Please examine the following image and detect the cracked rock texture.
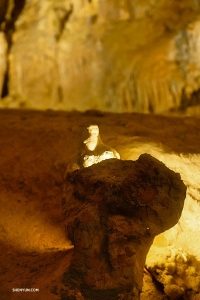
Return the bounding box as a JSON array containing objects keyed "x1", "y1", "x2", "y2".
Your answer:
[
  {"x1": 62, "y1": 153, "x2": 186, "y2": 299},
  {"x1": 1, "y1": 1, "x2": 200, "y2": 113}
]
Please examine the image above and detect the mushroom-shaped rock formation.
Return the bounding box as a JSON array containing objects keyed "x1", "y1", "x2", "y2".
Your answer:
[{"x1": 62, "y1": 153, "x2": 186, "y2": 300}]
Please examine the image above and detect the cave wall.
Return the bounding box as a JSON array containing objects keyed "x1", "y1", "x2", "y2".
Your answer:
[
  {"x1": 0, "y1": 32, "x2": 7, "y2": 97},
  {"x1": 1, "y1": 0, "x2": 200, "y2": 112}
]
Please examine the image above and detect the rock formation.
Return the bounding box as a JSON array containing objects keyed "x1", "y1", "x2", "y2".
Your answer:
[
  {"x1": 146, "y1": 245, "x2": 200, "y2": 300},
  {"x1": 67, "y1": 124, "x2": 120, "y2": 172},
  {"x1": 1, "y1": 1, "x2": 200, "y2": 113},
  {"x1": 62, "y1": 153, "x2": 186, "y2": 299},
  {"x1": 79, "y1": 124, "x2": 120, "y2": 168}
]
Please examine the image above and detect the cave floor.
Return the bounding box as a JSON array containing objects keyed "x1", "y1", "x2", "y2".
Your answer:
[{"x1": 0, "y1": 109, "x2": 200, "y2": 300}]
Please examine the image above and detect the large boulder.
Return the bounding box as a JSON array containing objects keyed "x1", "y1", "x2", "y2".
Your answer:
[{"x1": 62, "y1": 153, "x2": 186, "y2": 299}]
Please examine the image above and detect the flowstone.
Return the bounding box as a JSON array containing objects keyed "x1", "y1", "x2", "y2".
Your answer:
[{"x1": 62, "y1": 153, "x2": 186, "y2": 300}]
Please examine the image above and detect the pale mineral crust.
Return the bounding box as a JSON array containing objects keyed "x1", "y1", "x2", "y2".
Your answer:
[
  {"x1": 146, "y1": 245, "x2": 200, "y2": 299},
  {"x1": 62, "y1": 153, "x2": 186, "y2": 300}
]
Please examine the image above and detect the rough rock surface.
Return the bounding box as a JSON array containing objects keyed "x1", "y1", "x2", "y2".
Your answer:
[
  {"x1": 146, "y1": 245, "x2": 200, "y2": 300},
  {"x1": 1, "y1": 1, "x2": 200, "y2": 113},
  {"x1": 0, "y1": 109, "x2": 200, "y2": 300},
  {"x1": 140, "y1": 273, "x2": 168, "y2": 300},
  {"x1": 62, "y1": 153, "x2": 186, "y2": 299}
]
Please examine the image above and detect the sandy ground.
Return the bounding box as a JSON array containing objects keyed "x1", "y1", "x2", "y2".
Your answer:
[{"x1": 0, "y1": 109, "x2": 200, "y2": 300}]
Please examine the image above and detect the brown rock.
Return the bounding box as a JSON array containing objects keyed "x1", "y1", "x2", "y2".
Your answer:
[{"x1": 62, "y1": 153, "x2": 186, "y2": 299}]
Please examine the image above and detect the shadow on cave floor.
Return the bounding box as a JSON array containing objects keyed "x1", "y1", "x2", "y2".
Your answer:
[{"x1": 0, "y1": 241, "x2": 73, "y2": 300}]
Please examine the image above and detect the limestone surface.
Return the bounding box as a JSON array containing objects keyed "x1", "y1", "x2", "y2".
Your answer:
[
  {"x1": 1, "y1": 1, "x2": 200, "y2": 113},
  {"x1": 62, "y1": 153, "x2": 186, "y2": 299}
]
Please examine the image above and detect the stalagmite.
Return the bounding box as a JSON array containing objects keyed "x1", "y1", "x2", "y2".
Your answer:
[
  {"x1": 62, "y1": 153, "x2": 186, "y2": 300},
  {"x1": 67, "y1": 124, "x2": 120, "y2": 171}
]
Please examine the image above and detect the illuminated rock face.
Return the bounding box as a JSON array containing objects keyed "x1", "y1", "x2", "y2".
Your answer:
[
  {"x1": 1, "y1": 1, "x2": 200, "y2": 113},
  {"x1": 62, "y1": 153, "x2": 186, "y2": 299}
]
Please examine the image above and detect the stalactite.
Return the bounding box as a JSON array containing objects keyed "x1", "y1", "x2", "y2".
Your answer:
[{"x1": 1, "y1": 0, "x2": 200, "y2": 113}]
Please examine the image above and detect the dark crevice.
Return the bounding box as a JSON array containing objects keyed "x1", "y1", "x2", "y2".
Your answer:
[
  {"x1": 4, "y1": 0, "x2": 26, "y2": 47},
  {"x1": 0, "y1": 0, "x2": 9, "y2": 27},
  {"x1": 151, "y1": 276, "x2": 165, "y2": 293},
  {"x1": 1, "y1": 0, "x2": 26, "y2": 98},
  {"x1": 148, "y1": 100, "x2": 154, "y2": 113},
  {"x1": 1, "y1": 71, "x2": 8, "y2": 98},
  {"x1": 54, "y1": 4, "x2": 73, "y2": 41},
  {"x1": 0, "y1": 0, "x2": 9, "y2": 98},
  {"x1": 180, "y1": 88, "x2": 200, "y2": 111}
]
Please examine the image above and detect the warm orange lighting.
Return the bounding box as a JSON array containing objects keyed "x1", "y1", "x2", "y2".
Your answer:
[
  {"x1": 120, "y1": 140, "x2": 200, "y2": 261},
  {"x1": 0, "y1": 191, "x2": 72, "y2": 252}
]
